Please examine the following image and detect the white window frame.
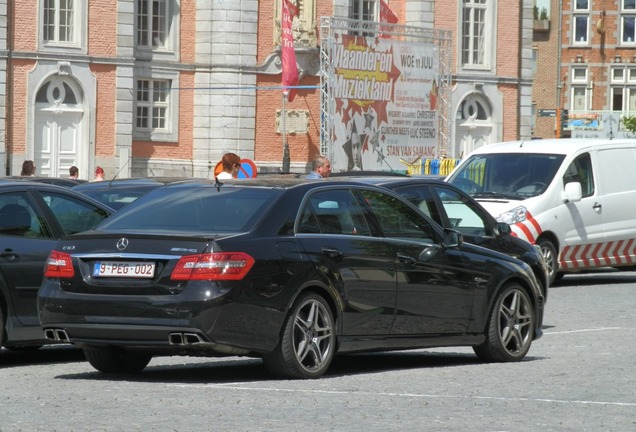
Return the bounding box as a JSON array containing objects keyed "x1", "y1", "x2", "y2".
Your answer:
[
  {"x1": 622, "y1": 0, "x2": 636, "y2": 45},
  {"x1": 133, "y1": 71, "x2": 179, "y2": 142},
  {"x1": 571, "y1": 86, "x2": 590, "y2": 111},
  {"x1": 350, "y1": 0, "x2": 378, "y2": 36},
  {"x1": 135, "y1": 0, "x2": 180, "y2": 61},
  {"x1": 459, "y1": 0, "x2": 495, "y2": 72},
  {"x1": 612, "y1": 67, "x2": 626, "y2": 83},
  {"x1": 575, "y1": 0, "x2": 589, "y2": 9},
  {"x1": 572, "y1": 67, "x2": 588, "y2": 83},
  {"x1": 350, "y1": 0, "x2": 378, "y2": 23},
  {"x1": 610, "y1": 66, "x2": 636, "y2": 111},
  {"x1": 39, "y1": 0, "x2": 87, "y2": 52},
  {"x1": 570, "y1": 63, "x2": 591, "y2": 111},
  {"x1": 573, "y1": 15, "x2": 589, "y2": 45}
]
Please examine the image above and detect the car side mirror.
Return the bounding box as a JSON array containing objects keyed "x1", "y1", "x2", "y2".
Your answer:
[
  {"x1": 562, "y1": 182, "x2": 582, "y2": 203},
  {"x1": 442, "y1": 228, "x2": 462, "y2": 248},
  {"x1": 495, "y1": 222, "x2": 512, "y2": 236}
]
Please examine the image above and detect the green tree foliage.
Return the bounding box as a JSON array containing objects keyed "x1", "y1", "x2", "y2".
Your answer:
[
  {"x1": 621, "y1": 116, "x2": 636, "y2": 133},
  {"x1": 534, "y1": 6, "x2": 549, "y2": 20}
]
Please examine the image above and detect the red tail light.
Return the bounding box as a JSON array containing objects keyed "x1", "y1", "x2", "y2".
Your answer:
[
  {"x1": 171, "y1": 252, "x2": 255, "y2": 281},
  {"x1": 44, "y1": 250, "x2": 75, "y2": 279}
]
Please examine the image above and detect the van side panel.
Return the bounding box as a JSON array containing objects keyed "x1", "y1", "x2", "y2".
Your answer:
[{"x1": 594, "y1": 147, "x2": 636, "y2": 266}]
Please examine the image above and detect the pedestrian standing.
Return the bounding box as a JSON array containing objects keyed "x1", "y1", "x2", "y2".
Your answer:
[
  {"x1": 306, "y1": 156, "x2": 332, "y2": 179},
  {"x1": 93, "y1": 166, "x2": 105, "y2": 182},
  {"x1": 21, "y1": 160, "x2": 36, "y2": 176}
]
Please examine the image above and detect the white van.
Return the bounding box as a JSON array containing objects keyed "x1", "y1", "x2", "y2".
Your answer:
[{"x1": 446, "y1": 138, "x2": 636, "y2": 284}]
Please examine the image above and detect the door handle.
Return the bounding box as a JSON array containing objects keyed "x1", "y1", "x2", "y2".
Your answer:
[
  {"x1": 397, "y1": 253, "x2": 416, "y2": 264},
  {"x1": 1, "y1": 249, "x2": 18, "y2": 260},
  {"x1": 593, "y1": 202, "x2": 602, "y2": 211},
  {"x1": 321, "y1": 247, "x2": 343, "y2": 259}
]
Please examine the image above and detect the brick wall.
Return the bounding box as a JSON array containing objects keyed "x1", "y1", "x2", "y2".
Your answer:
[{"x1": 91, "y1": 64, "x2": 116, "y2": 157}]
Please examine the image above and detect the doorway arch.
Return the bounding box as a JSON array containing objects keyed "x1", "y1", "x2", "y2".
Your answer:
[
  {"x1": 454, "y1": 94, "x2": 494, "y2": 159},
  {"x1": 34, "y1": 77, "x2": 85, "y2": 178}
]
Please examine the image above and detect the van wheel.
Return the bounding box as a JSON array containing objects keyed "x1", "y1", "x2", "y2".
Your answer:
[
  {"x1": 84, "y1": 347, "x2": 152, "y2": 374},
  {"x1": 473, "y1": 283, "x2": 535, "y2": 362},
  {"x1": 537, "y1": 238, "x2": 559, "y2": 285}
]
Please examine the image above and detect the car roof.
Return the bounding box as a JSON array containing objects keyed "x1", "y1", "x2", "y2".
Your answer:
[
  {"x1": 111, "y1": 175, "x2": 415, "y2": 194},
  {"x1": 0, "y1": 176, "x2": 86, "y2": 187},
  {"x1": 72, "y1": 177, "x2": 209, "y2": 190},
  {"x1": 464, "y1": 138, "x2": 636, "y2": 156},
  {"x1": 0, "y1": 179, "x2": 115, "y2": 212},
  {"x1": 324, "y1": 174, "x2": 447, "y2": 187}
]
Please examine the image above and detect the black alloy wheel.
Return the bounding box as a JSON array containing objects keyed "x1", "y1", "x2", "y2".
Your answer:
[
  {"x1": 263, "y1": 293, "x2": 335, "y2": 379},
  {"x1": 473, "y1": 283, "x2": 535, "y2": 362}
]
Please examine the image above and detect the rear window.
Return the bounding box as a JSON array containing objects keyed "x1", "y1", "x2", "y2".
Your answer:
[
  {"x1": 97, "y1": 186, "x2": 279, "y2": 233},
  {"x1": 75, "y1": 186, "x2": 158, "y2": 210}
]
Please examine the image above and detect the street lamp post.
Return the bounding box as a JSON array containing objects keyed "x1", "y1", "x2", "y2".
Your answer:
[{"x1": 282, "y1": 91, "x2": 290, "y2": 173}]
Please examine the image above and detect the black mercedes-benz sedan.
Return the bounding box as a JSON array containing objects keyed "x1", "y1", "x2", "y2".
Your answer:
[
  {"x1": 0, "y1": 180, "x2": 113, "y2": 349},
  {"x1": 39, "y1": 178, "x2": 544, "y2": 379}
]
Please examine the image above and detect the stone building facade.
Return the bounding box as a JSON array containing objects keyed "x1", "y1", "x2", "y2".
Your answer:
[{"x1": 0, "y1": 1, "x2": 534, "y2": 177}]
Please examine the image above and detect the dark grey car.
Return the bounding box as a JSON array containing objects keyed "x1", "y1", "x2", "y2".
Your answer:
[{"x1": 0, "y1": 180, "x2": 112, "y2": 349}]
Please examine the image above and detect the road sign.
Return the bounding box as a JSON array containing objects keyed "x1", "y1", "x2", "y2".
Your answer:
[
  {"x1": 538, "y1": 109, "x2": 557, "y2": 117},
  {"x1": 213, "y1": 158, "x2": 258, "y2": 179}
]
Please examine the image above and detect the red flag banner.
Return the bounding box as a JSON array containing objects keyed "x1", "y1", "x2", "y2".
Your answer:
[
  {"x1": 281, "y1": 0, "x2": 299, "y2": 102},
  {"x1": 379, "y1": 0, "x2": 398, "y2": 38}
]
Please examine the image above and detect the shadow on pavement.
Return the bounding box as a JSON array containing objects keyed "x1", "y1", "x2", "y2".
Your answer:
[
  {"x1": 55, "y1": 349, "x2": 543, "y2": 384},
  {"x1": 553, "y1": 268, "x2": 636, "y2": 288},
  {"x1": 0, "y1": 345, "x2": 85, "y2": 368}
]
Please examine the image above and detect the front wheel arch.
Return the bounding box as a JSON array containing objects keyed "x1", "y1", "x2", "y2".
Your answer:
[{"x1": 536, "y1": 235, "x2": 561, "y2": 285}]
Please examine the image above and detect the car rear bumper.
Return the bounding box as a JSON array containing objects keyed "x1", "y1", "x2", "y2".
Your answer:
[{"x1": 38, "y1": 280, "x2": 284, "y2": 354}]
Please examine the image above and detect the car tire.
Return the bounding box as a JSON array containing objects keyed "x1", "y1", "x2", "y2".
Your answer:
[
  {"x1": 473, "y1": 283, "x2": 535, "y2": 362},
  {"x1": 537, "y1": 238, "x2": 560, "y2": 285},
  {"x1": 84, "y1": 347, "x2": 152, "y2": 374},
  {"x1": 262, "y1": 293, "x2": 335, "y2": 379},
  {"x1": 0, "y1": 303, "x2": 5, "y2": 348}
]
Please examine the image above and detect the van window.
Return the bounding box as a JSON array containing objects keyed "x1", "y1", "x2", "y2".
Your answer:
[
  {"x1": 563, "y1": 153, "x2": 594, "y2": 197},
  {"x1": 449, "y1": 153, "x2": 565, "y2": 199}
]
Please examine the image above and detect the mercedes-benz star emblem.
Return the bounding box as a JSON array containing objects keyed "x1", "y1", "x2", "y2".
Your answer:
[{"x1": 116, "y1": 238, "x2": 129, "y2": 251}]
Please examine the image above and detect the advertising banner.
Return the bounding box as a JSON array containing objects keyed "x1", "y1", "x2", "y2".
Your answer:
[{"x1": 330, "y1": 34, "x2": 439, "y2": 172}]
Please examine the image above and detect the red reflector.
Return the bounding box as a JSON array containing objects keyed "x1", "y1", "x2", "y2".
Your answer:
[
  {"x1": 44, "y1": 250, "x2": 75, "y2": 279},
  {"x1": 171, "y1": 252, "x2": 255, "y2": 281}
]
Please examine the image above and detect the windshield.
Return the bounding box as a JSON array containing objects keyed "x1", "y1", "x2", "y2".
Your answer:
[
  {"x1": 96, "y1": 185, "x2": 280, "y2": 234},
  {"x1": 448, "y1": 153, "x2": 565, "y2": 199}
]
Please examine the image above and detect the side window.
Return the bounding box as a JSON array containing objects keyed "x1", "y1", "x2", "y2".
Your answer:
[
  {"x1": 40, "y1": 192, "x2": 110, "y2": 235},
  {"x1": 563, "y1": 153, "x2": 594, "y2": 197},
  {"x1": 298, "y1": 189, "x2": 371, "y2": 236},
  {"x1": 0, "y1": 192, "x2": 50, "y2": 238},
  {"x1": 433, "y1": 186, "x2": 490, "y2": 236},
  {"x1": 359, "y1": 190, "x2": 435, "y2": 242},
  {"x1": 393, "y1": 185, "x2": 442, "y2": 225}
]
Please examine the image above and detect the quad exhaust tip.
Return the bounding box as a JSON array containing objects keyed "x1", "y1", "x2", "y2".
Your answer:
[{"x1": 44, "y1": 329, "x2": 70, "y2": 342}]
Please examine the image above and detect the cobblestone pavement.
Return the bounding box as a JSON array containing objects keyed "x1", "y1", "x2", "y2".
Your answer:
[{"x1": 1, "y1": 270, "x2": 635, "y2": 431}]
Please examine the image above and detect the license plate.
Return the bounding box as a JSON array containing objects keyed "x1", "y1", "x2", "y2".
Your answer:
[{"x1": 93, "y1": 261, "x2": 156, "y2": 278}]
